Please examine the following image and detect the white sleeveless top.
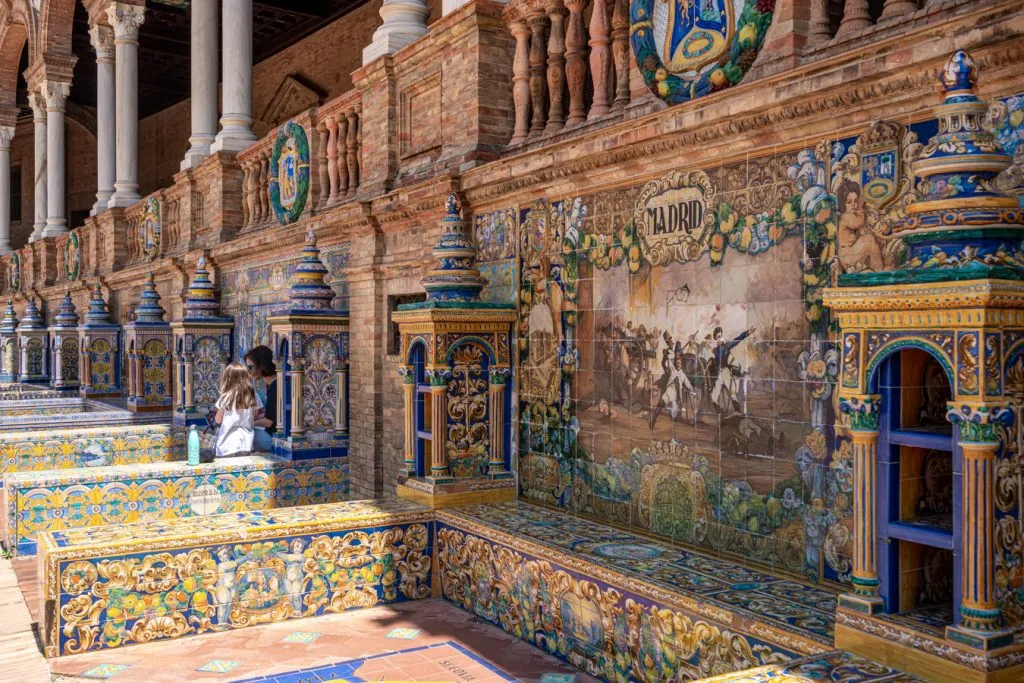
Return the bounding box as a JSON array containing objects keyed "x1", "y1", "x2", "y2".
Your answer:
[{"x1": 215, "y1": 393, "x2": 261, "y2": 457}]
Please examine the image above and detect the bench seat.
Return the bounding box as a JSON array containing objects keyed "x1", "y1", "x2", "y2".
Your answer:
[
  {"x1": 0, "y1": 424, "x2": 177, "y2": 484},
  {"x1": 4, "y1": 454, "x2": 349, "y2": 556},
  {"x1": 0, "y1": 398, "x2": 132, "y2": 431},
  {"x1": 38, "y1": 497, "x2": 433, "y2": 657},
  {"x1": 436, "y1": 502, "x2": 836, "y2": 681}
]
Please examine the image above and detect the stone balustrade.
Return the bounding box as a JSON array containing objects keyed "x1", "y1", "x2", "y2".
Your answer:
[
  {"x1": 504, "y1": 0, "x2": 634, "y2": 146},
  {"x1": 238, "y1": 134, "x2": 274, "y2": 232},
  {"x1": 315, "y1": 91, "x2": 363, "y2": 210},
  {"x1": 804, "y1": 0, "x2": 971, "y2": 48}
]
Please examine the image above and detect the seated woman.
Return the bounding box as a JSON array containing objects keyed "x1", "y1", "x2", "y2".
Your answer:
[{"x1": 245, "y1": 345, "x2": 278, "y2": 452}]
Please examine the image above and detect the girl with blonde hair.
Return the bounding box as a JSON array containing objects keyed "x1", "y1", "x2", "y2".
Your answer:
[{"x1": 214, "y1": 362, "x2": 261, "y2": 457}]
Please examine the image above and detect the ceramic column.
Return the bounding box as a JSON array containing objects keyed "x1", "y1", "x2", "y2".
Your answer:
[
  {"x1": 184, "y1": 353, "x2": 194, "y2": 410},
  {"x1": 362, "y1": 0, "x2": 429, "y2": 65},
  {"x1": 29, "y1": 93, "x2": 46, "y2": 242},
  {"x1": 427, "y1": 371, "x2": 451, "y2": 482},
  {"x1": 0, "y1": 126, "x2": 13, "y2": 255},
  {"x1": 173, "y1": 353, "x2": 183, "y2": 408},
  {"x1": 289, "y1": 361, "x2": 305, "y2": 438},
  {"x1": 335, "y1": 364, "x2": 348, "y2": 436},
  {"x1": 401, "y1": 367, "x2": 416, "y2": 475},
  {"x1": 108, "y1": 3, "x2": 145, "y2": 208},
  {"x1": 183, "y1": 0, "x2": 219, "y2": 169},
  {"x1": 90, "y1": 25, "x2": 116, "y2": 214},
  {"x1": 838, "y1": 396, "x2": 884, "y2": 614},
  {"x1": 212, "y1": 0, "x2": 257, "y2": 153},
  {"x1": 488, "y1": 370, "x2": 510, "y2": 478},
  {"x1": 275, "y1": 362, "x2": 285, "y2": 434},
  {"x1": 127, "y1": 349, "x2": 137, "y2": 401},
  {"x1": 946, "y1": 406, "x2": 1013, "y2": 647},
  {"x1": 42, "y1": 82, "x2": 71, "y2": 238},
  {"x1": 80, "y1": 342, "x2": 92, "y2": 391}
]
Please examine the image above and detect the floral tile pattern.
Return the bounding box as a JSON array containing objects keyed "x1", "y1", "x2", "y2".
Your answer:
[
  {"x1": 198, "y1": 659, "x2": 240, "y2": 673},
  {"x1": 281, "y1": 630, "x2": 321, "y2": 644},
  {"x1": 385, "y1": 627, "x2": 422, "y2": 639},
  {"x1": 81, "y1": 663, "x2": 131, "y2": 679}
]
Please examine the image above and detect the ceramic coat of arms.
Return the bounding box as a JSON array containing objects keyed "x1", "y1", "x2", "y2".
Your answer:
[
  {"x1": 140, "y1": 196, "x2": 161, "y2": 261},
  {"x1": 64, "y1": 232, "x2": 80, "y2": 281},
  {"x1": 270, "y1": 121, "x2": 311, "y2": 225},
  {"x1": 630, "y1": 0, "x2": 775, "y2": 104}
]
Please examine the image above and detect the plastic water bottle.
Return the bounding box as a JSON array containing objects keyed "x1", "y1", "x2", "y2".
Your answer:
[{"x1": 188, "y1": 425, "x2": 201, "y2": 466}]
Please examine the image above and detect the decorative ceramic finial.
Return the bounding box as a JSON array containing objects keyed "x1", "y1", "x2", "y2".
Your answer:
[
  {"x1": 0, "y1": 299, "x2": 18, "y2": 334},
  {"x1": 940, "y1": 50, "x2": 978, "y2": 96},
  {"x1": 17, "y1": 298, "x2": 45, "y2": 331},
  {"x1": 184, "y1": 257, "x2": 226, "y2": 320},
  {"x1": 131, "y1": 273, "x2": 168, "y2": 325},
  {"x1": 51, "y1": 290, "x2": 79, "y2": 328},
  {"x1": 83, "y1": 283, "x2": 116, "y2": 327},
  {"x1": 420, "y1": 192, "x2": 487, "y2": 302},
  {"x1": 284, "y1": 228, "x2": 336, "y2": 312},
  {"x1": 878, "y1": 49, "x2": 1024, "y2": 281}
]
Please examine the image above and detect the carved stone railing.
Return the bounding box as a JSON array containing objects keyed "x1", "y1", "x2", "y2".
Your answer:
[
  {"x1": 238, "y1": 133, "x2": 274, "y2": 233},
  {"x1": 503, "y1": 0, "x2": 634, "y2": 147},
  {"x1": 314, "y1": 89, "x2": 362, "y2": 211},
  {"x1": 803, "y1": 0, "x2": 978, "y2": 51}
]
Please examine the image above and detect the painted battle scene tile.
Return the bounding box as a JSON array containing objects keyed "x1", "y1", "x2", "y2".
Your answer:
[{"x1": 48, "y1": 599, "x2": 594, "y2": 683}]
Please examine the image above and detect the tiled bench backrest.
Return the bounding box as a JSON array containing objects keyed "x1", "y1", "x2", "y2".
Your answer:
[
  {"x1": 38, "y1": 499, "x2": 433, "y2": 657},
  {"x1": 4, "y1": 455, "x2": 350, "y2": 556},
  {"x1": 0, "y1": 424, "x2": 177, "y2": 482},
  {"x1": 0, "y1": 398, "x2": 133, "y2": 431}
]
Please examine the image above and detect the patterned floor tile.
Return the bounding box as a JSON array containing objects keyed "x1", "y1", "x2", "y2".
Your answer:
[
  {"x1": 385, "y1": 626, "x2": 422, "y2": 639},
  {"x1": 540, "y1": 674, "x2": 578, "y2": 683},
  {"x1": 81, "y1": 663, "x2": 131, "y2": 679},
  {"x1": 281, "y1": 630, "x2": 321, "y2": 644},
  {"x1": 198, "y1": 659, "x2": 241, "y2": 673}
]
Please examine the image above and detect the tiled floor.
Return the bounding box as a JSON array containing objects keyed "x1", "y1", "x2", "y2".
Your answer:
[
  {"x1": 440, "y1": 502, "x2": 838, "y2": 644},
  {"x1": 47, "y1": 597, "x2": 597, "y2": 683}
]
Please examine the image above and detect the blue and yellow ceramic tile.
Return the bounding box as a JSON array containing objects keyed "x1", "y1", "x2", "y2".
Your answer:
[
  {"x1": 0, "y1": 397, "x2": 132, "y2": 430},
  {"x1": 436, "y1": 502, "x2": 837, "y2": 683},
  {"x1": 4, "y1": 454, "x2": 349, "y2": 556},
  {"x1": 0, "y1": 423, "x2": 177, "y2": 481},
  {"x1": 693, "y1": 650, "x2": 920, "y2": 682},
  {"x1": 40, "y1": 498, "x2": 432, "y2": 657}
]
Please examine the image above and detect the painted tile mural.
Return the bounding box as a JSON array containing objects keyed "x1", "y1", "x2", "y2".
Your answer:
[
  {"x1": 475, "y1": 207, "x2": 519, "y2": 305},
  {"x1": 4, "y1": 455, "x2": 349, "y2": 556},
  {"x1": 221, "y1": 243, "x2": 350, "y2": 360},
  {"x1": 41, "y1": 500, "x2": 433, "y2": 656},
  {"x1": 513, "y1": 95, "x2": 1024, "y2": 594}
]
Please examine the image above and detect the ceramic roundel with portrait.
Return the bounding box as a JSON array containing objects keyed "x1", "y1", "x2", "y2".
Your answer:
[
  {"x1": 630, "y1": 0, "x2": 775, "y2": 105},
  {"x1": 270, "y1": 120, "x2": 311, "y2": 226}
]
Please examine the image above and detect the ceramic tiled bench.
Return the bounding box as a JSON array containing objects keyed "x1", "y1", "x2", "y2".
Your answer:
[
  {"x1": 39, "y1": 498, "x2": 433, "y2": 658},
  {"x1": 0, "y1": 397, "x2": 132, "y2": 431},
  {"x1": 435, "y1": 502, "x2": 837, "y2": 682},
  {"x1": 0, "y1": 423, "x2": 177, "y2": 483},
  {"x1": 4, "y1": 454, "x2": 349, "y2": 556},
  {"x1": 0, "y1": 383, "x2": 62, "y2": 400}
]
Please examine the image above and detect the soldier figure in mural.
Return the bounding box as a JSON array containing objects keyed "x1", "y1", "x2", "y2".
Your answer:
[{"x1": 709, "y1": 326, "x2": 752, "y2": 416}]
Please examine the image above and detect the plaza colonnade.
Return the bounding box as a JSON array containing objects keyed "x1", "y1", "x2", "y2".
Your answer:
[{"x1": 0, "y1": 0, "x2": 451, "y2": 256}]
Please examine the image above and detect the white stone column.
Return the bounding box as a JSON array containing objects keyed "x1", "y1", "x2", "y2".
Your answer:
[
  {"x1": 42, "y1": 81, "x2": 70, "y2": 238},
  {"x1": 0, "y1": 126, "x2": 13, "y2": 255},
  {"x1": 211, "y1": 0, "x2": 256, "y2": 153},
  {"x1": 362, "y1": 0, "x2": 430, "y2": 65},
  {"x1": 182, "y1": 0, "x2": 219, "y2": 169},
  {"x1": 107, "y1": 2, "x2": 145, "y2": 208},
  {"x1": 90, "y1": 25, "x2": 116, "y2": 215},
  {"x1": 29, "y1": 93, "x2": 46, "y2": 242},
  {"x1": 441, "y1": 0, "x2": 470, "y2": 15}
]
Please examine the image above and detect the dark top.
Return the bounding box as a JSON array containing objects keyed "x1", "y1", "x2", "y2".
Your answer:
[{"x1": 265, "y1": 379, "x2": 278, "y2": 434}]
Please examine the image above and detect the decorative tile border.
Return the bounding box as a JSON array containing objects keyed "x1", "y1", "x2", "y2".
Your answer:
[
  {"x1": 4, "y1": 454, "x2": 349, "y2": 556},
  {"x1": 40, "y1": 499, "x2": 434, "y2": 657},
  {"x1": 0, "y1": 423, "x2": 177, "y2": 482},
  {"x1": 0, "y1": 398, "x2": 132, "y2": 430}
]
